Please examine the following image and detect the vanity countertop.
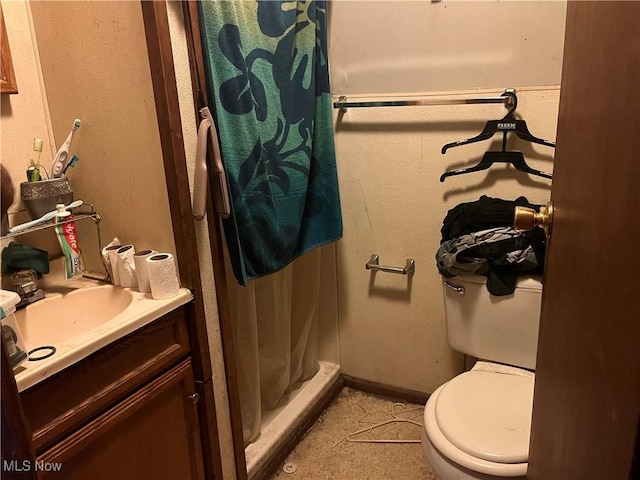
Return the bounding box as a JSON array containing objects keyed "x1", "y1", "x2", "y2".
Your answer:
[{"x1": 13, "y1": 279, "x2": 192, "y2": 392}]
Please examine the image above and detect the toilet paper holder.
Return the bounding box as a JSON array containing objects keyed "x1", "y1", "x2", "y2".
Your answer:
[{"x1": 365, "y1": 254, "x2": 415, "y2": 276}]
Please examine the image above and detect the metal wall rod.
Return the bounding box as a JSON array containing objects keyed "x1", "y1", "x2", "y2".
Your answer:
[
  {"x1": 333, "y1": 91, "x2": 514, "y2": 111},
  {"x1": 366, "y1": 254, "x2": 415, "y2": 276}
]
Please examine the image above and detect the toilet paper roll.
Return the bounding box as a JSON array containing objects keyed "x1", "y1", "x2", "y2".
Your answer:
[
  {"x1": 101, "y1": 239, "x2": 121, "y2": 283},
  {"x1": 104, "y1": 244, "x2": 124, "y2": 286},
  {"x1": 117, "y1": 245, "x2": 138, "y2": 289},
  {"x1": 146, "y1": 253, "x2": 180, "y2": 300},
  {"x1": 133, "y1": 249, "x2": 157, "y2": 293}
]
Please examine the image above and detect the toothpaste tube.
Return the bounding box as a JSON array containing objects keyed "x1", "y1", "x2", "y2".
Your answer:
[{"x1": 54, "y1": 206, "x2": 83, "y2": 279}]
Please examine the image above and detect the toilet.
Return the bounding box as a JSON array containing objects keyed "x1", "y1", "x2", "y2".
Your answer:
[{"x1": 422, "y1": 275, "x2": 543, "y2": 479}]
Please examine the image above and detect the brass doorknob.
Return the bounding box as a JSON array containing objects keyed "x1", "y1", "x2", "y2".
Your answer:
[{"x1": 514, "y1": 202, "x2": 554, "y2": 236}]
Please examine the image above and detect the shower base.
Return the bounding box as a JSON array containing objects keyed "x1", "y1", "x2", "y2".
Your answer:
[{"x1": 245, "y1": 361, "x2": 341, "y2": 478}]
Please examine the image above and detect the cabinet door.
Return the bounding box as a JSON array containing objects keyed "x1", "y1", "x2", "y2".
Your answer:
[{"x1": 37, "y1": 359, "x2": 204, "y2": 480}]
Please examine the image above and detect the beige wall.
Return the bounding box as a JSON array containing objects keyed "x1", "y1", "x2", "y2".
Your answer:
[
  {"x1": 329, "y1": 0, "x2": 567, "y2": 95},
  {"x1": 2, "y1": 1, "x2": 175, "y2": 280},
  {"x1": 0, "y1": 0, "x2": 55, "y2": 216},
  {"x1": 330, "y1": 2, "x2": 564, "y2": 392},
  {"x1": 333, "y1": 88, "x2": 558, "y2": 392}
]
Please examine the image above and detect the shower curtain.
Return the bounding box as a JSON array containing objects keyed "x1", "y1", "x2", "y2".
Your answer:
[
  {"x1": 198, "y1": 0, "x2": 341, "y2": 444},
  {"x1": 225, "y1": 245, "x2": 323, "y2": 444}
]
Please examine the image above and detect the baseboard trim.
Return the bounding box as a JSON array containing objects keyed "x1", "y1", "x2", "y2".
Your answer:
[
  {"x1": 342, "y1": 374, "x2": 430, "y2": 405},
  {"x1": 251, "y1": 374, "x2": 344, "y2": 480}
]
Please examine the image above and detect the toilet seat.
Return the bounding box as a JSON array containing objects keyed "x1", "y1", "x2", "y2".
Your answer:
[
  {"x1": 423, "y1": 365, "x2": 534, "y2": 477},
  {"x1": 436, "y1": 369, "x2": 534, "y2": 463}
]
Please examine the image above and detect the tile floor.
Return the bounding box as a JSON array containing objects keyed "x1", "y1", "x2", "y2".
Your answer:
[{"x1": 268, "y1": 387, "x2": 436, "y2": 480}]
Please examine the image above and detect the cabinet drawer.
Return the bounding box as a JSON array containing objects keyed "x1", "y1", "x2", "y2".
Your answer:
[{"x1": 20, "y1": 306, "x2": 190, "y2": 453}]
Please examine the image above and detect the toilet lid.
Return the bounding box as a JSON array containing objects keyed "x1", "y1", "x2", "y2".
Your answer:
[{"x1": 434, "y1": 370, "x2": 534, "y2": 464}]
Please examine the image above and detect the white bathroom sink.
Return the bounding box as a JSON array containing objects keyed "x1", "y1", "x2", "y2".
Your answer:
[
  {"x1": 13, "y1": 279, "x2": 192, "y2": 392},
  {"x1": 16, "y1": 286, "x2": 134, "y2": 347}
]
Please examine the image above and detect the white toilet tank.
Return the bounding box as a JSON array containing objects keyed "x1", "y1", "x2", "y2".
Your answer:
[{"x1": 442, "y1": 275, "x2": 543, "y2": 370}]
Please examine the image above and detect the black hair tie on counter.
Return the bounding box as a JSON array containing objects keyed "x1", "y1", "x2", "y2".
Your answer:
[{"x1": 28, "y1": 346, "x2": 56, "y2": 361}]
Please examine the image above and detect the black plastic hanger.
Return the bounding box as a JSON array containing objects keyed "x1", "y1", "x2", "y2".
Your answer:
[
  {"x1": 440, "y1": 131, "x2": 552, "y2": 182},
  {"x1": 441, "y1": 92, "x2": 556, "y2": 154}
]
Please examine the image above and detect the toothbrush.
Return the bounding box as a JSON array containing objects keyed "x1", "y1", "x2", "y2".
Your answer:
[
  {"x1": 61, "y1": 155, "x2": 80, "y2": 175},
  {"x1": 8, "y1": 200, "x2": 84, "y2": 234},
  {"x1": 32, "y1": 138, "x2": 43, "y2": 182},
  {"x1": 51, "y1": 119, "x2": 81, "y2": 178}
]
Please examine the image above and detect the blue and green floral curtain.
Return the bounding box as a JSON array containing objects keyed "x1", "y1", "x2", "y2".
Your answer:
[{"x1": 198, "y1": 0, "x2": 343, "y2": 285}]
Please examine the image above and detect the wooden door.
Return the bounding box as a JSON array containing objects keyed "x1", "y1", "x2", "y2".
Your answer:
[{"x1": 527, "y1": 2, "x2": 640, "y2": 479}]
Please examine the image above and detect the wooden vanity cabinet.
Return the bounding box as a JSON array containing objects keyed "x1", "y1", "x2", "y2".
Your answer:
[{"x1": 19, "y1": 304, "x2": 205, "y2": 479}]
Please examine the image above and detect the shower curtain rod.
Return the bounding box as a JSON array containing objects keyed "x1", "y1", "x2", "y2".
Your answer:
[{"x1": 333, "y1": 90, "x2": 515, "y2": 111}]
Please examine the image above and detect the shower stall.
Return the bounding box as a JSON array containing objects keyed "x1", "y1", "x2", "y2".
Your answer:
[
  {"x1": 230, "y1": 245, "x2": 341, "y2": 475},
  {"x1": 176, "y1": 2, "x2": 344, "y2": 477}
]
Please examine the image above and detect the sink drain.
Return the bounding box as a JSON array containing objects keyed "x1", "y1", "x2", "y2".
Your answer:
[{"x1": 28, "y1": 346, "x2": 56, "y2": 361}]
